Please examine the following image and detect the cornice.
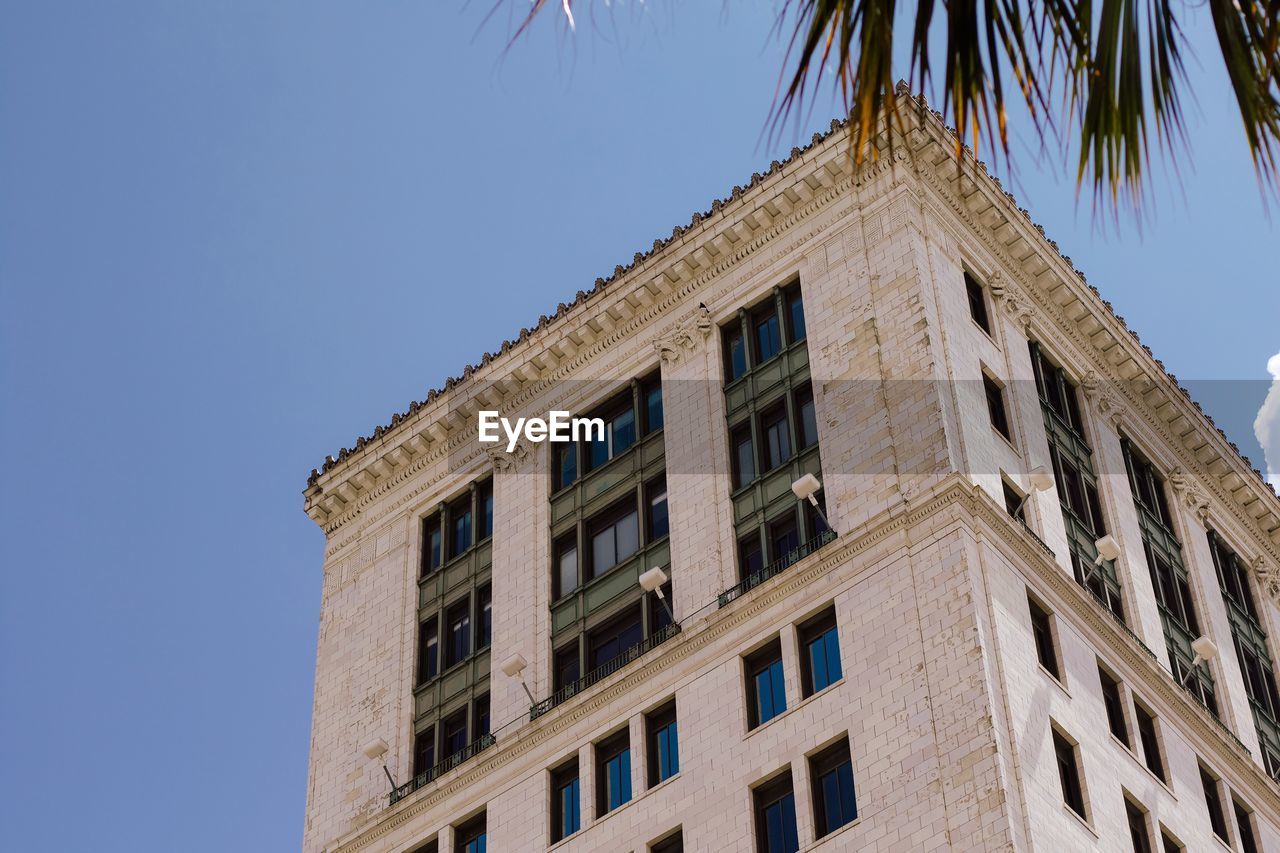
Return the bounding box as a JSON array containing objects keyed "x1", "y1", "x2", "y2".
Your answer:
[{"x1": 325, "y1": 474, "x2": 1277, "y2": 851}]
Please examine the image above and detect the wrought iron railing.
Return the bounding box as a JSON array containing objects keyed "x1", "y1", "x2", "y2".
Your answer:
[
  {"x1": 529, "y1": 623, "x2": 682, "y2": 721},
  {"x1": 717, "y1": 529, "x2": 837, "y2": 608},
  {"x1": 389, "y1": 733, "x2": 497, "y2": 805}
]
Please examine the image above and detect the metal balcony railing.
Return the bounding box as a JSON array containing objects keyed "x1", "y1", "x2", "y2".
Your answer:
[
  {"x1": 529, "y1": 623, "x2": 682, "y2": 721},
  {"x1": 389, "y1": 733, "x2": 497, "y2": 806},
  {"x1": 717, "y1": 529, "x2": 837, "y2": 608}
]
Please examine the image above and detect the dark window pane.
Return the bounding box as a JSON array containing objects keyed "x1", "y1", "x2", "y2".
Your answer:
[
  {"x1": 796, "y1": 387, "x2": 818, "y2": 449},
  {"x1": 1234, "y1": 800, "x2": 1258, "y2": 853},
  {"x1": 417, "y1": 618, "x2": 439, "y2": 685},
  {"x1": 769, "y1": 512, "x2": 800, "y2": 565},
  {"x1": 1003, "y1": 481, "x2": 1027, "y2": 521},
  {"x1": 647, "y1": 478, "x2": 669, "y2": 541},
  {"x1": 747, "y1": 643, "x2": 787, "y2": 728},
  {"x1": 446, "y1": 600, "x2": 471, "y2": 667},
  {"x1": 478, "y1": 481, "x2": 493, "y2": 541},
  {"x1": 799, "y1": 609, "x2": 842, "y2": 697},
  {"x1": 739, "y1": 535, "x2": 763, "y2": 581},
  {"x1": 443, "y1": 711, "x2": 467, "y2": 757},
  {"x1": 1161, "y1": 831, "x2": 1182, "y2": 853},
  {"x1": 810, "y1": 738, "x2": 857, "y2": 837},
  {"x1": 754, "y1": 311, "x2": 781, "y2": 364},
  {"x1": 554, "y1": 443, "x2": 577, "y2": 491},
  {"x1": 596, "y1": 732, "x2": 632, "y2": 815},
  {"x1": 1028, "y1": 597, "x2": 1060, "y2": 679},
  {"x1": 555, "y1": 536, "x2": 578, "y2": 599},
  {"x1": 984, "y1": 375, "x2": 1011, "y2": 440},
  {"x1": 761, "y1": 405, "x2": 792, "y2": 470},
  {"x1": 477, "y1": 586, "x2": 492, "y2": 650},
  {"x1": 1200, "y1": 768, "x2": 1228, "y2": 841},
  {"x1": 413, "y1": 727, "x2": 435, "y2": 776},
  {"x1": 644, "y1": 380, "x2": 664, "y2": 434},
  {"x1": 754, "y1": 774, "x2": 799, "y2": 853},
  {"x1": 1126, "y1": 800, "x2": 1152, "y2": 853},
  {"x1": 589, "y1": 504, "x2": 640, "y2": 578},
  {"x1": 554, "y1": 643, "x2": 580, "y2": 691},
  {"x1": 449, "y1": 496, "x2": 472, "y2": 559},
  {"x1": 455, "y1": 816, "x2": 486, "y2": 853},
  {"x1": 1098, "y1": 667, "x2": 1130, "y2": 747},
  {"x1": 651, "y1": 831, "x2": 683, "y2": 853},
  {"x1": 787, "y1": 289, "x2": 806, "y2": 343},
  {"x1": 1053, "y1": 731, "x2": 1086, "y2": 818},
  {"x1": 424, "y1": 515, "x2": 443, "y2": 574},
  {"x1": 725, "y1": 328, "x2": 748, "y2": 381},
  {"x1": 965, "y1": 271, "x2": 990, "y2": 333},
  {"x1": 551, "y1": 761, "x2": 580, "y2": 842},
  {"x1": 474, "y1": 694, "x2": 490, "y2": 737},
  {"x1": 647, "y1": 703, "x2": 679, "y2": 786},
  {"x1": 588, "y1": 606, "x2": 644, "y2": 671},
  {"x1": 733, "y1": 425, "x2": 756, "y2": 489}
]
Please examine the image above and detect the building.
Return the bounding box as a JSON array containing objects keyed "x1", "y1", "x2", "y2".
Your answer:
[{"x1": 301, "y1": 100, "x2": 1280, "y2": 852}]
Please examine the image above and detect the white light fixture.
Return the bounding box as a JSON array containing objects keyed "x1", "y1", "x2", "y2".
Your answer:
[
  {"x1": 360, "y1": 739, "x2": 396, "y2": 789},
  {"x1": 1028, "y1": 466, "x2": 1054, "y2": 492},
  {"x1": 639, "y1": 567, "x2": 676, "y2": 624},
  {"x1": 1093, "y1": 535, "x2": 1122, "y2": 565},
  {"x1": 1180, "y1": 635, "x2": 1220, "y2": 688},
  {"x1": 1191, "y1": 635, "x2": 1219, "y2": 666},
  {"x1": 501, "y1": 652, "x2": 537, "y2": 705},
  {"x1": 791, "y1": 474, "x2": 834, "y2": 533}
]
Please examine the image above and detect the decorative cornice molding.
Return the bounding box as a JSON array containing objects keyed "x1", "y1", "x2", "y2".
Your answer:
[{"x1": 485, "y1": 441, "x2": 531, "y2": 474}]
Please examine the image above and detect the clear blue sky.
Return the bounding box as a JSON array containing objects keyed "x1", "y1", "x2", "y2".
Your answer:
[{"x1": 1, "y1": 3, "x2": 1275, "y2": 851}]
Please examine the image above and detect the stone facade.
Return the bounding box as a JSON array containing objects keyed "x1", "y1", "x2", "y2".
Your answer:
[{"x1": 302, "y1": 106, "x2": 1280, "y2": 852}]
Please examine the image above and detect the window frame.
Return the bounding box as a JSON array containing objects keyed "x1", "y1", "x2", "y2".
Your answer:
[
  {"x1": 809, "y1": 737, "x2": 858, "y2": 838},
  {"x1": 798, "y1": 608, "x2": 843, "y2": 698},
  {"x1": 745, "y1": 640, "x2": 787, "y2": 729},
  {"x1": 595, "y1": 729, "x2": 633, "y2": 816},
  {"x1": 646, "y1": 700, "x2": 680, "y2": 787}
]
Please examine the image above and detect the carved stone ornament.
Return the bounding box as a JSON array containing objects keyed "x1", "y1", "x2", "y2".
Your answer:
[
  {"x1": 653, "y1": 305, "x2": 713, "y2": 364},
  {"x1": 1252, "y1": 555, "x2": 1280, "y2": 603},
  {"x1": 1080, "y1": 370, "x2": 1123, "y2": 427},
  {"x1": 486, "y1": 441, "x2": 529, "y2": 473},
  {"x1": 1167, "y1": 467, "x2": 1210, "y2": 523},
  {"x1": 986, "y1": 269, "x2": 1032, "y2": 332}
]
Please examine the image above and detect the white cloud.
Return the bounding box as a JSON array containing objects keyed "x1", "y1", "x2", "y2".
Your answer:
[{"x1": 1256, "y1": 351, "x2": 1280, "y2": 488}]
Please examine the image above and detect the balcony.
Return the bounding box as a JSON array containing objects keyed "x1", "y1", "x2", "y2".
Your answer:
[
  {"x1": 717, "y1": 529, "x2": 837, "y2": 608},
  {"x1": 529, "y1": 622, "x2": 682, "y2": 721},
  {"x1": 389, "y1": 733, "x2": 497, "y2": 806}
]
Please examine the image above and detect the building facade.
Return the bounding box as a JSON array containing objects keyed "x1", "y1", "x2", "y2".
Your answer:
[{"x1": 301, "y1": 104, "x2": 1280, "y2": 852}]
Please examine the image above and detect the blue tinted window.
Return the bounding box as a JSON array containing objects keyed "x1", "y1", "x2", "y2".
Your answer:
[
  {"x1": 604, "y1": 749, "x2": 632, "y2": 812},
  {"x1": 753, "y1": 658, "x2": 787, "y2": 727},
  {"x1": 755, "y1": 313, "x2": 781, "y2": 363},
  {"x1": 806, "y1": 626, "x2": 843, "y2": 694},
  {"x1": 556, "y1": 776, "x2": 580, "y2": 840},
  {"x1": 787, "y1": 291, "x2": 806, "y2": 343},
  {"x1": 816, "y1": 759, "x2": 857, "y2": 836},
  {"x1": 655, "y1": 720, "x2": 679, "y2": 783},
  {"x1": 645, "y1": 383, "x2": 664, "y2": 434},
  {"x1": 763, "y1": 791, "x2": 798, "y2": 853},
  {"x1": 726, "y1": 329, "x2": 748, "y2": 380}
]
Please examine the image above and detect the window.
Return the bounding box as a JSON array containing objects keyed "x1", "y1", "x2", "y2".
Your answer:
[
  {"x1": 725, "y1": 326, "x2": 748, "y2": 382},
  {"x1": 1098, "y1": 665, "x2": 1130, "y2": 747},
  {"x1": 445, "y1": 599, "x2": 471, "y2": 667},
  {"x1": 454, "y1": 814, "x2": 486, "y2": 853},
  {"x1": 417, "y1": 618, "x2": 439, "y2": 685},
  {"x1": 1053, "y1": 728, "x2": 1086, "y2": 819},
  {"x1": 965, "y1": 271, "x2": 991, "y2": 333},
  {"x1": 768, "y1": 512, "x2": 800, "y2": 565},
  {"x1": 553, "y1": 442, "x2": 577, "y2": 492},
  {"x1": 1030, "y1": 342, "x2": 1084, "y2": 433},
  {"x1": 411, "y1": 840, "x2": 438, "y2": 853},
  {"x1": 477, "y1": 480, "x2": 493, "y2": 541},
  {"x1": 1159, "y1": 829, "x2": 1183, "y2": 853},
  {"x1": 476, "y1": 586, "x2": 491, "y2": 650},
  {"x1": 554, "y1": 534, "x2": 578, "y2": 600},
  {"x1": 550, "y1": 759, "x2": 580, "y2": 843},
  {"x1": 647, "y1": 477, "x2": 669, "y2": 541},
  {"x1": 753, "y1": 771, "x2": 799, "y2": 853},
  {"x1": 1027, "y1": 595, "x2": 1060, "y2": 679},
  {"x1": 1211, "y1": 531, "x2": 1259, "y2": 619},
  {"x1": 785, "y1": 284, "x2": 806, "y2": 343},
  {"x1": 423, "y1": 514, "x2": 443, "y2": 575},
  {"x1": 448, "y1": 494, "x2": 473, "y2": 560},
  {"x1": 746, "y1": 641, "x2": 787, "y2": 729},
  {"x1": 413, "y1": 727, "x2": 436, "y2": 777},
  {"x1": 732, "y1": 425, "x2": 756, "y2": 489},
  {"x1": 650, "y1": 830, "x2": 683, "y2": 853},
  {"x1": 799, "y1": 609, "x2": 842, "y2": 697},
  {"x1": 554, "y1": 643, "x2": 580, "y2": 691},
  {"x1": 588, "y1": 606, "x2": 643, "y2": 671},
  {"x1": 1003, "y1": 480, "x2": 1026, "y2": 522},
  {"x1": 596, "y1": 731, "x2": 633, "y2": 815},
  {"x1": 984, "y1": 374, "x2": 1011, "y2": 440},
  {"x1": 442, "y1": 709, "x2": 468, "y2": 757},
  {"x1": 588, "y1": 501, "x2": 639, "y2": 579},
  {"x1": 753, "y1": 304, "x2": 782, "y2": 364},
  {"x1": 761, "y1": 404, "x2": 793, "y2": 471},
  {"x1": 1125, "y1": 799, "x2": 1153, "y2": 853},
  {"x1": 1127, "y1": 448, "x2": 1173, "y2": 529},
  {"x1": 810, "y1": 738, "x2": 857, "y2": 837},
  {"x1": 643, "y1": 376, "x2": 664, "y2": 435},
  {"x1": 647, "y1": 701, "x2": 679, "y2": 786},
  {"x1": 1199, "y1": 766, "x2": 1229, "y2": 842},
  {"x1": 795, "y1": 385, "x2": 818, "y2": 449},
  {"x1": 739, "y1": 534, "x2": 764, "y2": 580},
  {"x1": 1233, "y1": 799, "x2": 1259, "y2": 853},
  {"x1": 588, "y1": 398, "x2": 637, "y2": 471},
  {"x1": 473, "y1": 693, "x2": 490, "y2": 739},
  {"x1": 1133, "y1": 701, "x2": 1166, "y2": 782}
]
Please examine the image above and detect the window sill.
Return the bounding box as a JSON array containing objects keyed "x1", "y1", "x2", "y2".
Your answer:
[
  {"x1": 745, "y1": 678, "x2": 846, "y2": 740},
  {"x1": 972, "y1": 318, "x2": 998, "y2": 344},
  {"x1": 803, "y1": 817, "x2": 861, "y2": 851},
  {"x1": 1109, "y1": 735, "x2": 1177, "y2": 799},
  {"x1": 1063, "y1": 804, "x2": 1097, "y2": 837},
  {"x1": 572, "y1": 771, "x2": 681, "y2": 841},
  {"x1": 1039, "y1": 665, "x2": 1070, "y2": 697},
  {"x1": 992, "y1": 427, "x2": 1019, "y2": 454}
]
